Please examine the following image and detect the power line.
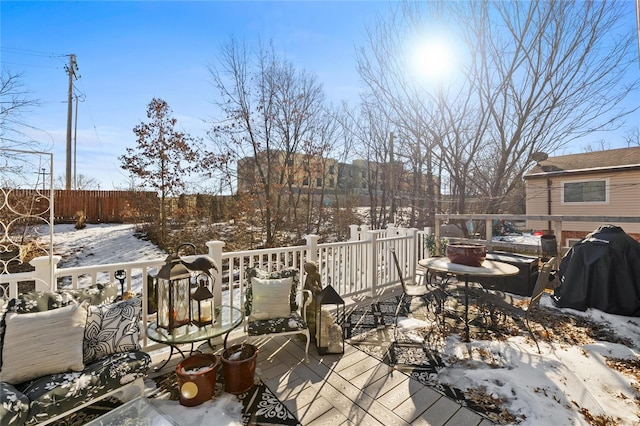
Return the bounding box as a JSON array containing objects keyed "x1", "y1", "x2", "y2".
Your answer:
[
  {"x1": 1, "y1": 61, "x2": 59, "y2": 70},
  {"x1": 1, "y1": 47, "x2": 67, "y2": 58}
]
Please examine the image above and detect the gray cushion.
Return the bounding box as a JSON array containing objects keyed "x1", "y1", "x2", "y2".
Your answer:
[{"x1": 1, "y1": 301, "x2": 89, "y2": 385}]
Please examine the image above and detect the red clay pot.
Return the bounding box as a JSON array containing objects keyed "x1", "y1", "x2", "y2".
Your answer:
[
  {"x1": 176, "y1": 353, "x2": 220, "y2": 406},
  {"x1": 446, "y1": 243, "x2": 487, "y2": 267}
]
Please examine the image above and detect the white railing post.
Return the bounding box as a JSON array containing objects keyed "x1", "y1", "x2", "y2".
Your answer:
[
  {"x1": 29, "y1": 255, "x2": 61, "y2": 291},
  {"x1": 349, "y1": 224, "x2": 360, "y2": 241},
  {"x1": 206, "y1": 240, "x2": 225, "y2": 307},
  {"x1": 305, "y1": 234, "x2": 319, "y2": 264},
  {"x1": 408, "y1": 228, "x2": 418, "y2": 281},
  {"x1": 387, "y1": 225, "x2": 397, "y2": 237},
  {"x1": 485, "y1": 219, "x2": 493, "y2": 244},
  {"x1": 366, "y1": 229, "x2": 378, "y2": 298}
]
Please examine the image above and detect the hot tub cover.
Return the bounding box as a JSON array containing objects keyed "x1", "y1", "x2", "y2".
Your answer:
[{"x1": 553, "y1": 225, "x2": 640, "y2": 316}]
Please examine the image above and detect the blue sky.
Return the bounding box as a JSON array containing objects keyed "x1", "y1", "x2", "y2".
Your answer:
[
  {"x1": 2, "y1": 1, "x2": 639, "y2": 191},
  {"x1": 2, "y1": 1, "x2": 391, "y2": 189}
]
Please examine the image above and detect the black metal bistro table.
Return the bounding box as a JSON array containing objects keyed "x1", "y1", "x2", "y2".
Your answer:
[
  {"x1": 418, "y1": 257, "x2": 519, "y2": 342},
  {"x1": 146, "y1": 305, "x2": 243, "y2": 371}
]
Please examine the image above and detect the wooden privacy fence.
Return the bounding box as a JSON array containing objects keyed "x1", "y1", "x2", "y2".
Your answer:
[
  {"x1": 6, "y1": 189, "x2": 158, "y2": 223},
  {"x1": 54, "y1": 190, "x2": 158, "y2": 223}
]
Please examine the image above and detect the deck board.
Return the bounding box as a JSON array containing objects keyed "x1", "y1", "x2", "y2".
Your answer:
[{"x1": 148, "y1": 313, "x2": 491, "y2": 426}]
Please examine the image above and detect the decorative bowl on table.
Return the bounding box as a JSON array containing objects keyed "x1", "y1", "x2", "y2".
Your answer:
[{"x1": 446, "y1": 243, "x2": 487, "y2": 267}]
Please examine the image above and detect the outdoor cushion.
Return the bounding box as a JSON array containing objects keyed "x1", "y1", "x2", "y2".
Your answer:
[
  {"x1": 0, "y1": 381, "x2": 29, "y2": 426},
  {"x1": 0, "y1": 283, "x2": 119, "y2": 368},
  {"x1": 83, "y1": 297, "x2": 142, "y2": 364},
  {"x1": 248, "y1": 276, "x2": 293, "y2": 321},
  {"x1": 6, "y1": 282, "x2": 118, "y2": 314},
  {"x1": 244, "y1": 267, "x2": 299, "y2": 317},
  {"x1": 247, "y1": 311, "x2": 307, "y2": 336},
  {"x1": 1, "y1": 301, "x2": 89, "y2": 385},
  {"x1": 17, "y1": 351, "x2": 151, "y2": 425}
]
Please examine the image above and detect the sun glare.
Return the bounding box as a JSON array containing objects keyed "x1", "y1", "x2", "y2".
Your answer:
[{"x1": 409, "y1": 37, "x2": 457, "y2": 84}]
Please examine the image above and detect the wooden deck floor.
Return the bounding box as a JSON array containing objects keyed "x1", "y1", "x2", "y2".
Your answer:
[
  {"x1": 251, "y1": 335, "x2": 492, "y2": 426},
  {"x1": 148, "y1": 330, "x2": 493, "y2": 426}
]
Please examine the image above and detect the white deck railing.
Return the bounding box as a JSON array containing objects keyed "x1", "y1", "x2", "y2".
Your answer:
[{"x1": 0, "y1": 225, "x2": 427, "y2": 351}]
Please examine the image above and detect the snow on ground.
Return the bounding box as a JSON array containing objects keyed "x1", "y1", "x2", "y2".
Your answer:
[
  {"x1": 38, "y1": 223, "x2": 167, "y2": 293},
  {"x1": 48, "y1": 224, "x2": 640, "y2": 425},
  {"x1": 50, "y1": 223, "x2": 167, "y2": 268},
  {"x1": 398, "y1": 294, "x2": 640, "y2": 425}
]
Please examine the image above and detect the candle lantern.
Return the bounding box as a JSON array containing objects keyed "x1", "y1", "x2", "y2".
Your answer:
[
  {"x1": 191, "y1": 274, "x2": 214, "y2": 327},
  {"x1": 156, "y1": 253, "x2": 192, "y2": 333},
  {"x1": 316, "y1": 285, "x2": 345, "y2": 355}
]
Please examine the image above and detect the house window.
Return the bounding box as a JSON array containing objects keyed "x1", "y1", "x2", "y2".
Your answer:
[
  {"x1": 565, "y1": 238, "x2": 582, "y2": 247},
  {"x1": 316, "y1": 177, "x2": 322, "y2": 187},
  {"x1": 303, "y1": 177, "x2": 309, "y2": 186},
  {"x1": 329, "y1": 165, "x2": 334, "y2": 174},
  {"x1": 562, "y1": 179, "x2": 607, "y2": 203}
]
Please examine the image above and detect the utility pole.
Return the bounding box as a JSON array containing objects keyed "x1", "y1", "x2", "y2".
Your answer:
[{"x1": 65, "y1": 54, "x2": 78, "y2": 191}]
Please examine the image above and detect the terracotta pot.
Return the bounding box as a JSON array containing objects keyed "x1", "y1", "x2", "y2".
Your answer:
[
  {"x1": 446, "y1": 243, "x2": 486, "y2": 267},
  {"x1": 176, "y1": 353, "x2": 220, "y2": 406}
]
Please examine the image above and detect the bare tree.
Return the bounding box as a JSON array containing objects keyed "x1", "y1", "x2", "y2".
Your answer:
[
  {"x1": 0, "y1": 69, "x2": 41, "y2": 150},
  {"x1": 120, "y1": 98, "x2": 202, "y2": 244},
  {"x1": 357, "y1": 1, "x2": 640, "y2": 221},
  {"x1": 54, "y1": 174, "x2": 99, "y2": 190},
  {"x1": 624, "y1": 128, "x2": 640, "y2": 147},
  {"x1": 206, "y1": 39, "x2": 328, "y2": 246}
]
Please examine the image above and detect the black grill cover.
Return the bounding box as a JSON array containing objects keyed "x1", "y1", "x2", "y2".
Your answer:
[{"x1": 553, "y1": 225, "x2": 640, "y2": 316}]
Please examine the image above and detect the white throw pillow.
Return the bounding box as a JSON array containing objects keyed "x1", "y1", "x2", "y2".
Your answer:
[
  {"x1": 248, "y1": 277, "x2": 293, "y2": 321},
  {"x1": 1, "y1": 301, "x2": 88, "y2": 384},
  {"x1": 83, "y1": 297, "x2": 142, "y2": 364}
]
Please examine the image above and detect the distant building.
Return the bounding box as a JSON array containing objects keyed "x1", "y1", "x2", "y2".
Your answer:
[{"x1": 237, "y1": 152, "x2": 438, "y2": 208}]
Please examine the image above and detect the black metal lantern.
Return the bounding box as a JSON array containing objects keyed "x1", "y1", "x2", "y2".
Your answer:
[
  {"x1": 316, "y1": 285, "x2": 345, "y2": 355},
  {"x1": 156, "y1": 254, "x2": 192, "y2": 333},
  {"x1": 114, "y1": 269, "x2": 126, "y2": 297},
  {"x1": 191, "y1": 274, "x2": 214, "y2": 327}
]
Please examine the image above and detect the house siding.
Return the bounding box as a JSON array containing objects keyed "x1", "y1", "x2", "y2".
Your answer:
[{"x1": 526, "y1": 169, "x2": 640, "y2": 238}]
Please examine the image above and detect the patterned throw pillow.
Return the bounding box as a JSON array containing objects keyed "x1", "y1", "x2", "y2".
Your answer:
[
  {"x1": 248, "y1": 276, "x2": 294, "y2": 321},
  {"x1": 1, "y1": 301, "x2": 88, "y2": 384},
  {"x1": 83, "y1": 297, "x2": 142, "y2": 364}
]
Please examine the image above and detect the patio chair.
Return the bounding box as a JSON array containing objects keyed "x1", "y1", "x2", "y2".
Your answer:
[
  {"x1": 243, "y1": 267, "x2": 312, "y2": 363},
  {"x1": 528, "y1": 257, "x2": 557, "y2": 310},
  {"x1": 390, "y1": 248, "x2": 432, "y2": 364}
]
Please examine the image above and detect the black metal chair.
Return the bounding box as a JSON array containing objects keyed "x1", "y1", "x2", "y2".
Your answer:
[{"x1": 389, "y1": 248, "x2": 432, "y2": 367}]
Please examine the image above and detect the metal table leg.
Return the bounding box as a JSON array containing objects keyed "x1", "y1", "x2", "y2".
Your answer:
[
  {"x1": 154, "y1": 344, "x2": 187, "y2": 371},
  {"x1": 464, "y1": 275, "x2": 470, "y2": 342}
]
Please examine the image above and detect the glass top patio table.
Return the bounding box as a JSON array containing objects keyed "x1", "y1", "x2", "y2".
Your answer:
[
  {"x1": 84, "y1": 396, "x2": 178, "y2": 425},
  {"x1": 146, "y1": 305, "x2": 243, "y2": 370},
  {"x1": 418, "y1": 257, "x2": 519, "y2": 342}
]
